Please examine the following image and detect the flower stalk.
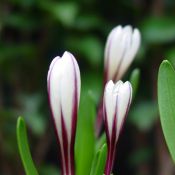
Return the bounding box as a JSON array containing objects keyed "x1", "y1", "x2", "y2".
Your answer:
[{"x1": 47, "y1": 51, "x2": 81, "y2": 175}]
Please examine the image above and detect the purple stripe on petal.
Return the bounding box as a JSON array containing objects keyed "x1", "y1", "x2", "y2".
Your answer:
[
  {"x1": 70, "y1": 54, "x2": 78, "y2": 175},
  {"x1": 61, "y1": 109, "x2": 69, "y2": 175},
  {"x1": 104, "y1": 107, "x2": 117, "y2": 175},
  {"x1": 103, "y1": 100, "x2": 110, "y2": 146}
]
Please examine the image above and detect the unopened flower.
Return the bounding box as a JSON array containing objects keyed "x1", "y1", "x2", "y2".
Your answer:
[
  {"x1": 104, "y1": 25, "x2": 141, "y2": 83},
  {"x1": 103, "y1": 80, "x2": 132, "y2": 175},
  {"x1": 47, "y1": 51, "x2": 81, "y2": 175}
]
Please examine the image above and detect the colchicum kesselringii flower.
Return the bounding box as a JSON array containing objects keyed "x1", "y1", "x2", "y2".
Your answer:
[
  {"x1": 96, "y1": 25, "x2": 140, "y2": 135},
  {"x1": 104, "y1": 25, "x2": 141, "y2": 83},
  {"x1": 47, "y1": 51, "x2": 81, "y2": 175},
  {"x1": 103, "y1": 80, "x2": 132, "y2": 175}
]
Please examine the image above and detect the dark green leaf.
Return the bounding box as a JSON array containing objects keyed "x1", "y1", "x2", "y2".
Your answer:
[
  {"x1": 165, "y1": 48, "x2": 175, "y2": 67},
  {"x1": 129, "y1": 147, "x2": 153, "y2": 166},
  {"x1": 41, "y1": 2, "x2": 79, "y2": 27},
  {"x1": 130, "y1": 68, "x2": 140, "y2": 99},
  {"x1": 66, "y1": 36, "x2": 103, "y2": 67},
  {"x1": 0, "y1": 44, "x2": 36, "y2": 63},
  {"x1": 39, "y1": 165, "x2": 59, "y2": 175},
  {"x1": 129, "y1": 101, "x2": 158, "y2": 131},
  {"x1": 141, "y1": 17, "x2": 175, "y2": 43}
]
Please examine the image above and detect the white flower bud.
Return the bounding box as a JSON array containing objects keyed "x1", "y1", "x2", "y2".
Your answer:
[
  {"x1": 103, "y1": 80, "x2": 132, "y2": 175},
  {"x1": 47, "y1": 51, "x2": 81, "y2": 175},
  {"x1": 104, "y1": 25, "x2": 141, "y2": 82}
]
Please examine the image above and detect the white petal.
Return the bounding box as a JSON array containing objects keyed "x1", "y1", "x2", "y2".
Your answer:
[
  {"x1": 72, "y1": 53, "x2": 81, "y2": 107},
  {"x1": 113, "y1": 80, "x2": 123, "y2": 97},
  {"x1": 104, "y1": 25, "x2": 122, "y2": 65},
  {"x1": 104, "y1": 26, "x2": 125, "y2": 81},
  {"x1": 117, "y1": 28, "x2": 141, "y2": 80},
  {"x1": 49, "y1": 56, "x2": 65, "y2": 140},
  {"x1": 123, "y1": 25, "x2": 132, "y2": 35},
  {"x1": 60, "y1": 51, "x2": 80, "y2": 143},
  {"x1": 104, "y1": 80, "x2": 116, "y2": 137},
  {"x1": 47, "y1": 56, "x2": 60, "y2": 85},
  {"x1": 116, "y1": 81, "x2": 132, "y2": 138}
]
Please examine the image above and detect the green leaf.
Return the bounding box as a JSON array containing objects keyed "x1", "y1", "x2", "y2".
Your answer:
[
  {"x1": 19, "y1": 93, "x2": 46, "y2": 136},
  {"x1": 74, "y1": 14, "x2": 103, "y2": 30},
  {"x1": 141, "y1": 16, "x2": 175, "y2": 43},
  {"x1": 158, "y1": 60, "x2": 175, "y2": 163},
  {"x1": 90, "y1": 143, "x2": 107, "y2": 175},
  {"x1": 0, "y1": 44, "x2": 36, "y2": 62},
  {"x1": 129, "y1": 100, "x2": 158, "y2": 131},
  {"x1": 130, "y1": 68, "x2": 140, "y2": 99},
  {"x1": 39, "y1": 164, "x2": 60, "y2": 175},
  {"x1": 75, "y1": 93, "x2": 96, "y2": 175},
  {"x1": 66, "y1": 36, "x2": 103, "y2": 67},
  {"x1": 41, "y1": 2, "x2": 79, "y2": 27},
  {"x1": 129, "y1": 147, "x2": 153, "y2": 166},
  {"x1": 96, "y1": 133, "x2": 106, "y2": 152},
  {"x1": 3, "y1": 13, "x2": 38, "y2": 30},
  {"x1": 16, "y1": 117, "x2": 39, "y2": 175}
]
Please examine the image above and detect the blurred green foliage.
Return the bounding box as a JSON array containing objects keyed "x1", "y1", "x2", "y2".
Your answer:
[{"x1": 1, "y1": 0, "x2": 175, "y2": 174}]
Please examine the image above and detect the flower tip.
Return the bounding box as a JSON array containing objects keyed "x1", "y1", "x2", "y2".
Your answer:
[
  {"x1": 124, "y1": 25, "x2": 132, "y2": 31},
  {"x1": 113, "y1": 25, "x2": 122, "y2": 31},
  {"x1": 62, "y1": 51, "x2": 72, "y2": 58},
  {"x1": 123, "y1": 81, "x2": 132, "y2": 96},
  {"x1": 105, "y1": 80, "x2": 114, "y2": 90},
  {"x1": 108, "y1": 80, "x2": 114, "y2": 85},
  {"x1": 47, "y1": 56, "x2": 60, "y2": 82},
  {"x1": 116, "y1": 80, "x2": 123, "y2": 84},
  {"x1": 133, "y1": 28, "x2": 141, "y2": 43}
]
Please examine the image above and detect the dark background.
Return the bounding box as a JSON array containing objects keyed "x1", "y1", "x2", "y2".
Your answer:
[{"x1": 1, "y1": 0, "x2": 175, "y2": 174}]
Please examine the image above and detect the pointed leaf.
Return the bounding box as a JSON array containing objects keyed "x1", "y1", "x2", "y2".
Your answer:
[
  {"x1": 158, "y1": 60, "x2": 175, "y2": 163},
  {"x1": 16, "y1": 117, "x2": 39, "y2": 175},
  {"x1": 96, "y1": 133, "x2": 106, "y2": 152},
  {"x1": 90, "y1": 143, "x2": 107, "y2": 175},
  {"x1": 130, "y1": 68, "x2": 140, "y2": 99},
  {"x1": 75, "y1": 93, "x2": 96, "y2": 175}
]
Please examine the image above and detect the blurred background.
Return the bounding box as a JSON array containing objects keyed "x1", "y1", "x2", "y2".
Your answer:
[{"x1": 1, "y1": 0, "x2": 175, "y2": 174}]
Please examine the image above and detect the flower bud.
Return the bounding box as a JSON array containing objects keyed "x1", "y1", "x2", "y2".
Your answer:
[
  {"x1": 47, "y1": 51, "x2": 81, "y2": 175},
  {"x1": 104, "y1": 25, "x2": 141, "y2": 83},
  {"x1": 103, "y1": 80, "x2": 132, "y2": 175}
]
